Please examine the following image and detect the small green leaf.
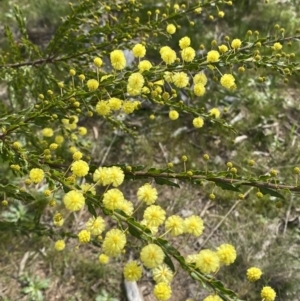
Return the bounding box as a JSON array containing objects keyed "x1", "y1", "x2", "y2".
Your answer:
[
  {"x1": 213, "y1": 181, "x2": 241, "y2": 192},
  {"x1": 154, "y1": 177, "x2": 180, "y2": 188},
  {"x1": 259, "y1": 187, "x2": 285, "y2": 200}
]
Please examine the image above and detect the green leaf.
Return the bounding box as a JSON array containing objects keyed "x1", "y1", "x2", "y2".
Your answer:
[
  {"x1": 212, "y1": 181, "x2": 241, "y2": 192},
  {"x1": 154, "y1": 177, "x2": 180, "y2": 188},
  {"x1": 259, "y1": 187, "x2": 285, "y2": 200},
  {"x1": 87, "y1": 202, "x2": 97, "y2": 217}
]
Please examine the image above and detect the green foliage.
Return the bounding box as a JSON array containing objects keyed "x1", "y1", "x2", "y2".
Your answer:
[{"x1": 0, "y1": 0, "x2": 300, "y2": 300}]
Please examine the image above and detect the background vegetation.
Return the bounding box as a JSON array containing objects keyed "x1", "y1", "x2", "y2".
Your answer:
[{"x1": 0, "y1": 0, "x2": 300, "y2": 300}]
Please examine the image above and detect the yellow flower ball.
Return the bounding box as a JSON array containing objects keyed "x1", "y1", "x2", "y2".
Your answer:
[
  {"x1": 207, "y1": 50, "x2": 220, "y2": 62},
  {"x1": 193, "y1": 72, "x2": 207, "y2": 86},
  {"x1": 273, "y1": 42, "x2": 282, "y2": 51},
  {"x1": 78, "y1": 126, "x2": 87, "y2": 136},
  {"x1": 128, "y1": 72, "x2": 145, "y2": 89},
  {"x1": 160, "y1": 46, "x2": 177, "y2": 65},
  {"x1": 218, "y1": 44, "x2": 228, "y2": 53},
  {"x1": 231, "y1": 38, "x2": 242, "y2": 49},
  {"x1": 42, "y1": 128, "x2": 54, "y2": 137},
  {"x1": 209, "y1": 108, "x2": 221, "y2": 118},
  {"x1": 132, "y1": 43, "x2": 146, "y2": 58},
  {"x1": 153, "y1": 282, "x2": 172, "y2": 301},
  {"x1": 54, "y1": 240, "x2": 65, "y2": 251},
  {"x1": 49, "y1": 143, "x2": 58, "y2": 150},
  {"x1": 173, "y1": 72, "x2": 189, "y2": 88},
  {"x1": 220, "y1": 74, "x2": 236, "y2": 90},
  {"x1": 87, "y1": 79, "x2": 99, "y2": 92},
  {"x1": 78, "y1": 74, "x2": 85, "y2": 81},
  {"x1": 110, "y1": 49, "x2": 126, "y2": 70},
  {"x1": 216, "y1": 244, "x2": 237, "y2": 265},
  {"x1": 123, "y1": 261, "x2": 143, "y2": 281},
  {"x1": 193, "y1": 83, "x2": 206, "y2": 96},
  {"x1": 179, "y1": 36, "x2": 191, "y2": 49},
  {"x1": 195, "y1": 249, "x2": 220, "y2": 274},
  {"x1": 192, "y1": 117, "x2": 204, "y2": 128},
  {"x1": 152, "y1": 264, "x2": 174, "y2": 284},
  {"x1": 55, "y1": 135, "x2": 64, "y2": 144},
  {"x1": 99, "y1": 254, "x2": 109, "y2": 264},
  {"x1": 184, "y1": 215, "x2": 204, "y2": 236},
  {"x1": 165, "y1": 215, "x2": 184, "y2": 236},
  {"x1": 71, "y1": 160, "x2": 89, "y2": 177},
  {"x1": 169, "y1": 110, "x2": 179, "y2": 120},
  {"x1": 166, "y1": 24, "x2": 176, "y2": 34},
  {"x1": 137, "y1": 183, "x2": 158, "y2": 205},
  {"x1": 143, "y1": 205, "x2": 166, "y2": 227},
  {"x1": 247, "y1": 267, "x2": 263, "y2": 282},
  {"x1": 95, "y1": 100, "x2": 111, "y2": 116},
  {"x1": 102, "y1": 188, "x2": 125, "y2": 210},
  {"x1": 118, "y1": 199, "x2": 134, "y2": 216},
  {"x1": 53, "y1": 212, "x2": 64, "y2": 227},
  {"x1": 78, "y1": 230, "x2": 91, "y2": 243},
  {"x1": 181, "y1": 47, "x2": 196, "y2": 62},
  {"x1": 140, "y1": 244, "x2": 165, "y2": 268},
  {"x1": 69, "y1": 69, "x2": 76, "y2": 76},
  {"x1": 108, "y1": 97, "x2": 123, "y2": 111},
  {"x1": 102, "y1": 228, "x2": 127, "y2": 257},
  {"x1": 94, "y1": 57, "x2": 103, "y2": 67},
  {"x1": 138, "y1": 60, "x2": 152, "y2": 72},
  {"x1": 203, "y1": 295, "x2": 223, "y2": 301},
  {"x1": 86, "y1": 216, "x2": 106, "y2": 236},
  {"x1": 261, "y1": 286, "x2": 276, "y2": 301},
  {"x1": 63, "y1": 190, "x2": 85, "y2": 212},
  {"x1": 29, "y1": 168, "x2": 45, "y2": 184}
]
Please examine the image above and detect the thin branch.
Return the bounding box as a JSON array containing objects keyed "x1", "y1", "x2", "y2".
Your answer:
[{"x1": 126, "y1": 171, "x2": 300, "y2": 192}]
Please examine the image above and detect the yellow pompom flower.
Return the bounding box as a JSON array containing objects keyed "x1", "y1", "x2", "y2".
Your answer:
[
  {"x1": 78, "y1": 230, "x2": 91, "y2": 243},
  {"x1": 128, "y1": 72, "x2": 145, "y2": 91},
  {"x1": 93, "y1": 167, "x2": 111, "y2": 185},
  {"x1": 192, "y1": 117, "x2": 204, "y2": 128},
  {"x1": 63, "y1": 190, "x2": 85, "y2": 211},
  {"x1": 86, "y1": 216, "x2": 106, "y2": 236},
  {"x1": 49, "y1": 143, "x2": 58, "y2": 150},
  {"x1": 143, "y1": 205, "x2": 166, "y2": 227},
  {"x1": 127, "y1": 85, "x2": 142, "y2": 96},
  {"x1": 12, "y1": 141, "x2": 21, "y2": 150},
  {"x1": 94, "y1": 57, "x2": 103, "y2": 67},
  {"x1": 132, "y1": 43, "x2": 146, "y2": 58},
  {"x1": 108, "y1": 97, "x2": 123, "y2": 110},
  {"x1": 220, "y1": 74, "x2": 236, "y2": 90},
  {"x1": 95, "y1": 100, "x2": 111, "y2": 116},
  {"x1": 118, "y1": 199, "x2": 134, "y2": 216},
  {"x1": 217, "y1": 244, "x2": 237, "y2": 265},
  {"x1": 55, "y1": 135, "x2": 64, "y2": 144},
  {"x1": 103, "y1": 188, "x2": 125, "y2": 210},
  {"x1": 179, "y1": 36, "x2": 191, "y2": 49},
  {"x1": 140, "y1": 244, "x2": 165, "y2": 268},
  {"x1": 87, "y1": 79, "x2": 99, "y2": 91},
  {"x1": 123, "y1": 261, "x2": 143, "y2": 281},
  {"x1": 110, "y1": 50, "x2": 126, "y2": 70},
  {"x1": 29, "y1": 168, "x2": 45, "y2": 184},
  {"x1": 73, "y1": 151, "x2": 83, "y2": 161},
  {"x1": 99, "y1": 254, "x2": 109, "y2": 264},
  {"x1": 55, "y1": 240, "x2": 65, "y2": 251},
  {"x1": 169, "y1": 110, "x2": 179, "y2": 120},
  {"x1": 203, "y1": 295, "x2": 223, "y2": 301},
  {"x1": 152, "y1": 263, "x2": 174, "y2": 283},
  {"x1": 80, "y1": 183, "x2": 96, "y2": 195},
  {"x1": 173, "y1": 72, "x2": 189, "y2": 88},
  {"x1": 69, "y1": 69, "x2": 76, "y2": 76},
  {"x1": 137, "y1": 183, "x2": 158, "y2": 205},
  {"x1": 42, "y1": 128, "x2": 54, "y2": 137},
  {"x1": 209, "y1": 108, "x2": 221, "y2": 118},
  {"x1": 195, "y1": 249, "x2": 220, "y2": 274},
  {"x1": 53, "y1": 212, "x2": 64, "y2": 227},
  {"x1": 207, "y1": 50, "x2": 220, "y2": 62},
  {"x1": 181, "y1": 47, "x2": 196, "y2": 62},
  {"x1": 78, "y1": 126, "x2": 87, "y2": 136},
  {"x1": 102, "y1": 228, "x2": 126, "y2": 257},
  {"x1": 193, "y1": 83, "x2": 206, "y2": 96},
  {"x1": 138, "y1": 60, "x2": 152, "y2": 72},
  {"x1": 165, "y1": 215, "x2": 184, "y2": 236},
  {"x1": 247, "y1": 267, "x2": 262, "y2": 282},
  {"x1": 160, "y1": 46, "x2": 177, "y2": 65},
  {"x1": 166, "y1": 24, "x2": 176, "y2": 34},
  {"x1": 193, "y1": 73, "x2": 208, "y2": 86},
  {"x1": 71, "y1": 160, "x2": 89, "y2": 177},
  {"x1": 153, "y1": 282, "x2": 172, "y2": 301},
  {"x1": 273, "y1": 42, "x2": 282, "y2": 51},
  {"x1": 231, "y1": 38, "x2": 242, "y2": 49},
  {"x1": 184, "y1": 215, "x2": 205, "y2": 236},
  {"x1": 107, "y1": 166, "x2": 125, "y2": 187},
  {"x1": 218, "y1": 44, "x2": 228, "y2": 53},
  {"x1": 261, "y1": 286, "x2": 276, "y2": 301}
]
